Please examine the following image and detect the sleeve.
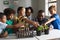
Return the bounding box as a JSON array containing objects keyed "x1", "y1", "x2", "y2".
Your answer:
[
  {"x1": 51, "y1": 14, "x2": 59, "y2": 19},
  {"x1": 0, "y1": 22, "x2": 8, "y2": 29},
  {"x1": 54, "y1": 14, "x2": 59, "y2": 19}
]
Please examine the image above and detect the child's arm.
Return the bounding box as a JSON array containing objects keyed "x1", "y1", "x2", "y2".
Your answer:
[
  {"x1": 6, "y1": 23, "x2": 24, "y2": 28},
  {"x1": 44, "y1": 17, "x2": 56, "y2": 25},
  {"x1": 23, "y1": 17, "x2": 39, "y2": 27}
]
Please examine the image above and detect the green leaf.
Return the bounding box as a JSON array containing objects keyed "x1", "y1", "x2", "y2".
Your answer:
[
  {"x1": 44, "y1": 25, "x2": 49, "y2": 30},
  {"x1": 37, "y1": 25, "x2": 43, "y2": 31}
]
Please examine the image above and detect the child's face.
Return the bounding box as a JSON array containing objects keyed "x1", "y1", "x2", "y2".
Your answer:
[
  {"x1": 9, "y1": 13, "x2": 14, "y2": 19},
  {"x1": 26, "y1": 9, "x2": 31, "y2": 16},
  {"x1": 8, "y1": 13, "x2": 14, "y2": 19},
  {"x1": 49, "y1": 9, "x2": 56, "y2": 15},
  {"x1": 19, "y1": 8, "x2": 25, "y2": 16},
  {"x1": 1, "y1": 15, "x2": 7, "y2": 23},
  {"x1": 38, "y1": 12, "x2": 45, "y2": 19}
]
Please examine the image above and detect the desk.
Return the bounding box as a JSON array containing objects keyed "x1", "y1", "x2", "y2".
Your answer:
[
  {"x1": 36, "y1": 29, "x2": 60, "y2": 40},
  {"x1": 0, "y1": 29, "x2": 60, "y2": 40}
]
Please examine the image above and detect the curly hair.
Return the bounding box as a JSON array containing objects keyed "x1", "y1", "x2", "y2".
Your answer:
[
  {"x1": 26, "y1": 7, "x2": 33, "y2": 13},
  {"x1": 4, "y1": 8, "x2": 15, "y2": 16}
]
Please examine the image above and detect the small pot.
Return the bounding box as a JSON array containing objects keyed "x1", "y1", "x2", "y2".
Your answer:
[
  {"x1": 44, "y1": 29, "x2": 49, "y2": 34},
  {"x1": 36, "y1": 30, "x2": 41, "y2": 36}
]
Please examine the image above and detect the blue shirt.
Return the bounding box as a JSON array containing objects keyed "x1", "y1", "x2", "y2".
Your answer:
[{"x1": 51, "y1": 14, "x2": 60, "y2": 30}]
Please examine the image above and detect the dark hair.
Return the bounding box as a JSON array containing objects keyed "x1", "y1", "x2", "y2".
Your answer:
[
  {"x1": 26, "y1": 7, "x2": 33, "y2": 13},
  {"x1": 38, "y1": 10, "x2": 44, "y2": 15},
  {"x1": 4, "y1": 8, "x2": 15, "y2": 16},
  {"x1": 37, "y1": 10, "x2": 44, "y2": 18},
  {"x1": 17, "y1": 7, "x2": 24, "y2": 13},
  {"x1": 48, "y1": 5, "x2": 56, "y2": 11},
  {"x1": 0, "y1": 12, "x2": 5, "y2": 19}
]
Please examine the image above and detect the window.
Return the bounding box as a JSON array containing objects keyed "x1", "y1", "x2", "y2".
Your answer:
[{"x1": 45, "y1": 0, "x2": 57, "y2": 16}]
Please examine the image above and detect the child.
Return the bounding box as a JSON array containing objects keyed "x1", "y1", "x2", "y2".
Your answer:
[
  {"x1": 4, "y1": 8, "x2": 15, "y2": 34},
  {"x1": 44, "y1": 5, "x2": 60, "y2": 30},
  {"x1": 37, "y1": 10, "x2": 50, "y2": 26},
  {"x1": 36, "y1": 10, "x2": 51, "y2": 35},
  {"x1": 26, "y1": 7, "x2": 34, "y2": 30},
  {"x1": 26, "y1": 7, "x2": 33, "y2": 20},
  {"x1": 17, "y1": 7, "x2": 39, "y2": 27},
  {"x1": 0, "y1": 12, "x2": 24, "y2": 38}
]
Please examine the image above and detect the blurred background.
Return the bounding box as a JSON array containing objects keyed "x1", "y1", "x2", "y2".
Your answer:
[{"x1": 0, "y1": 0, "x2": 60, "y2": 18}]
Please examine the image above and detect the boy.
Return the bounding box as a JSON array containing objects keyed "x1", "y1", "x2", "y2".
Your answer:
[
  {"x1": 37, "y1": 10, "x2": 48, "y2": 25},
  {"x1": 44, "y1": 5, "x2": 60, "y2": 30},
  {"x1": 36, "y1": 10, "x2": 51, "y2": 35},
  {"x1": 26, "y1": 7, "x2": 34, "y2": 30},
  {"x1": 4, "y1": 8, "x2": 15, "y2": 34},
  {"x1": 26, "y1": 7, "x2": 33, "y2": 20},
  {"x1": 36, "y1": 10, "x2": 50, "y2": 26},
  {"x1": 0, "y1": 12, "x2": 24, "y2": 38}
]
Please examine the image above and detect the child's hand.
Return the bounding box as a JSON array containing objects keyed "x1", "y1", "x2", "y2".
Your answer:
[
  {"x1": 43, "y1": 23, "x2": 47, "y2": 27},
  {"x1": 42, "y1": 24, "x2": 47, "y2": 28},
  {"x1": 44, "y1": 23, "x2": 47, "y2": 26},
  {"x1": 33, "y1": 22, "x2": 39, "y2": 27}
]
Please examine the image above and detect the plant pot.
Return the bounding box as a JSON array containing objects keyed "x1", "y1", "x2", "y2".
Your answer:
[
  {"x1": 36, "y1": 30, "x2": 41, "y2": 36},
  {"x1": 44, "y1": 29, "x2": 49, "y2": 34}
]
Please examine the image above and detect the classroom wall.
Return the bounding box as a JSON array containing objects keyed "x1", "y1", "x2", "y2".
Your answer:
[
  {"x1": 15, "y1": 0, "x2": 39, "y2": 18},
  {"x1": 32, "y1": 0, "x2": 45, "y2": 17},
  {"x1": 31, "y1": 0, "x2": 38, "y2": 17},
  {"x1": 31, "y1": 0, "x2": 45, "y2": 17},
  {"x1": 18, "y1": 0, "x2": 31, "y2": 7},
  {"x1": 0, "y1": 0, "x2": 9, "y2": 12},
  {"x1": 38, "y1": 0, "x2": 45, "y2": 11},
  {"x1": 0, "y1": 0, "x2": 45, "y2": 17}
]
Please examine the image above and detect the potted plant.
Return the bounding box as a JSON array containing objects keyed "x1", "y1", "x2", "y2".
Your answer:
[
  {"x1": 44, "y1": 25, "x2": 49, "y2": 34},
  {"x1": 36, "y1": 25, "x2": 43, "y2": 36}
]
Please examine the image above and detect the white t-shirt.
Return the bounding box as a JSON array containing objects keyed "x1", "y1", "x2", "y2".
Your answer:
[{"x1": 0, "y1": 22, "x2": 7, "y2": 34}]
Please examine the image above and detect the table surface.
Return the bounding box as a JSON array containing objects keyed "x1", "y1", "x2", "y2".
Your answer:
[
  {"x1": 0, "y1": 29, "x2": 60, "y2": 40},
  {"x1": 36, "y1": 29, "x2": 60, "y2": 40}
]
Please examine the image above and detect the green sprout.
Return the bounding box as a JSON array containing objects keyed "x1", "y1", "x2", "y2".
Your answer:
[
  {"x1": 37, "y1": 25, "x2": 43, "y2": 31},
  {"x1": 44, "y1": 25, "x2": 49, "y2": 30}
]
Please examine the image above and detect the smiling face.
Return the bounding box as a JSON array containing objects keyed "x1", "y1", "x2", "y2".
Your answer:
[
  {"x1": 38, "y1": 12, "x2": 45, "y2": 19},
  {"x1": 48, "y1": 5, "x2": 56, "y2": 16},
  {"x1": 7, "y1": 13, "x2": 14, "y2": 20},
  {"x1": 26, "y1": 9, "x2": 31, "y2": 17},
  {"x1": 18, "y1": 7, "x2": 25, "y2": 16},
  {"x1": 49, "y1": 8, "x2": 56, "y2": 15},
  {"x1": 9, "y1": 13, "x2": 14, "y2": 19},
  {"x1": 1, "y1": 15, "x2": 7, "y2": 23}
]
